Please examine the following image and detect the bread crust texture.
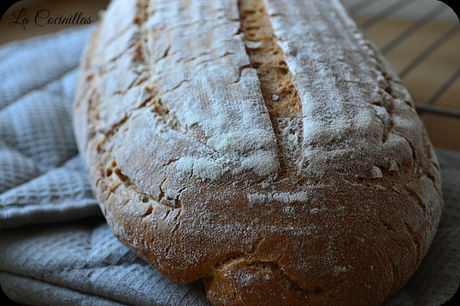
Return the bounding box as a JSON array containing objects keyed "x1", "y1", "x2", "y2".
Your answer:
[{"x1": 73, "y1": 0, "x2": 444, "y2": 305}]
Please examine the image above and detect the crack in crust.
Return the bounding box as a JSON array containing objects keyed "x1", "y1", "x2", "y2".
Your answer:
[
  {"x1": 205, "y1": 254, "x2": 350, "y2": 306},
  {"x1": 102, "y1": 157, "x2": 181, "y2": 209}
]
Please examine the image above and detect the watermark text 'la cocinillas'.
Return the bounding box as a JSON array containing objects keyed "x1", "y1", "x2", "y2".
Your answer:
[{"x1": 8, "y1": 8, "x2": 92, "y2": 29}]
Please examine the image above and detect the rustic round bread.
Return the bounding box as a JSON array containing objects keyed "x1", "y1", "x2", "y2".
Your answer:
[{"x1": 73, "y1": 0, "x2": 444, "y2": 305}]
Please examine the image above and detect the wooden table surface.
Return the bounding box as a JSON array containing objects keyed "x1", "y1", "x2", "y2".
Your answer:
[{"x1": 1, "y1": 0, "x2": 459, "y2": 153}]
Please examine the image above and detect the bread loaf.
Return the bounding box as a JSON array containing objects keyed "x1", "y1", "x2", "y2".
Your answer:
[{"x1": 73, "y1": 0, "x2": 444, "y2": 305}]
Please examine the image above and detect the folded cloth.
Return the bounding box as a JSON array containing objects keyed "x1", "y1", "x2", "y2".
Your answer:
[
  {"x1": 0, "y1": 26, "x2": 101, "y2": 229},
  {"x1": 0, "y1": 26, "x2": 459, "y2": 306}
]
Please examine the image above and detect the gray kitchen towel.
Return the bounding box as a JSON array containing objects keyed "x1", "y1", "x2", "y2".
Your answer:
[
  {"x1": 0, "y1": 217, "x2": 211, "y2": 306},
  {"x1": 0, "y1": 25, "x2": 101, "y2": 229},
  {"x1": 0, "y1": 26, "x2": 459, "y2": 306}
]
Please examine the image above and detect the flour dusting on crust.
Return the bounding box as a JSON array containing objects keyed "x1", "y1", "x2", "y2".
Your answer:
[{"x1": 72, "y1": 1, "x2": 444, "y2": 305}]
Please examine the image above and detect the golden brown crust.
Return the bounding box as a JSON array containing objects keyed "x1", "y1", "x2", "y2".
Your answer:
[{"x1": 73, "y1": 0, "x2": 444, "y2": 305}]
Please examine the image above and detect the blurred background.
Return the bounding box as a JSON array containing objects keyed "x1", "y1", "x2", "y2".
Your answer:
[{"x1": 1, "y1": 0, "x2": 459, "y2": 152}]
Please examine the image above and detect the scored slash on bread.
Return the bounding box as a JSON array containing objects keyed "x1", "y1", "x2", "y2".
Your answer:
[{"x1": 73, "y1": 0, "x2": 444, "y2": 305}]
